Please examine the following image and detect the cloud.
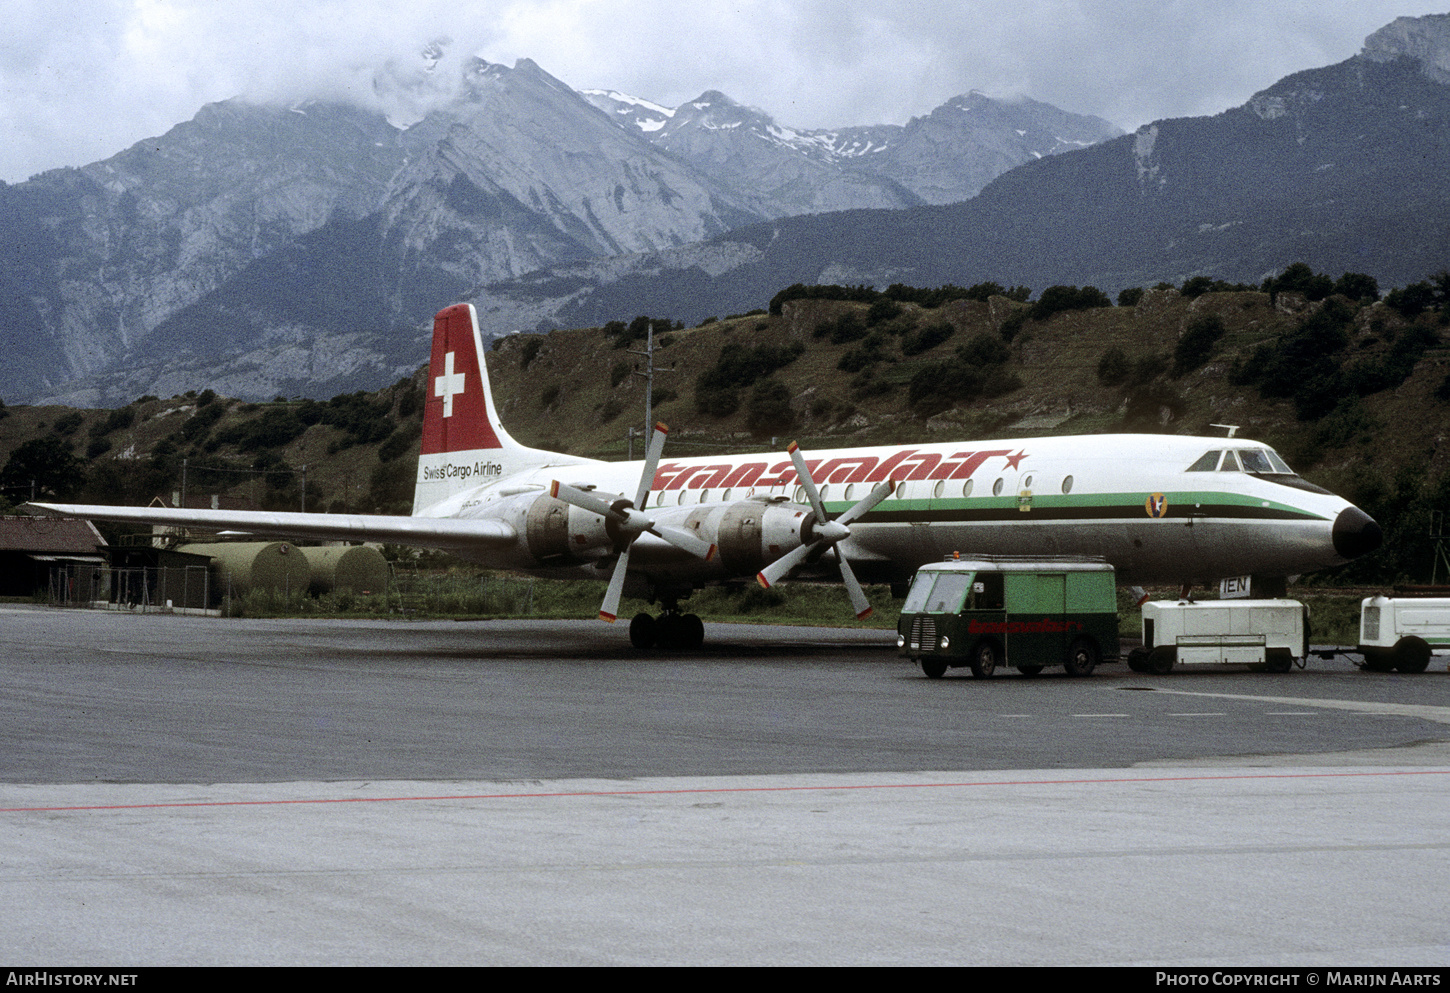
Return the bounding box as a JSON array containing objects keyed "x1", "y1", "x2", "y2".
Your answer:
[{"x1": 1, "y1": 0, "x2": 1445, "y2": 182}]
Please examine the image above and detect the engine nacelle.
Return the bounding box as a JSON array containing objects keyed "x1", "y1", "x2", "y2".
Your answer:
[
  {"x1": 523, "y1": 491, "x2": 619, "y2": 564},
  {"x1": 658, "y1": 498, "x2": 816, "y2": 576}
]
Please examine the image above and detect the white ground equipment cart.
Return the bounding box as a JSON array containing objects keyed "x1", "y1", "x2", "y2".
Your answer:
[
  {"x1": 1356, "y1": 596, "x2": 1449, "y2": 673},
  {"x1": 1128, "y1": 599, "x2": 1308, "y2": 674}
]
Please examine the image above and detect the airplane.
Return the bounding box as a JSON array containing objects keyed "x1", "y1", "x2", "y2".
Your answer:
[{"x1": 29, "y1": 302, "x2": 1383, "y2": 649}]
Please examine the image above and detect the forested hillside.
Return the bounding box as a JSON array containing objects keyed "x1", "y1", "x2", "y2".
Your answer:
[{"x1": 4, "y1": 266, "x2": 1449, "y2": 585}]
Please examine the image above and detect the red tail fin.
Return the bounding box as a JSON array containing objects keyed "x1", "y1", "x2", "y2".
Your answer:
[{"x1": 422, "y1": 304, "x2": 502, "y2": 455}]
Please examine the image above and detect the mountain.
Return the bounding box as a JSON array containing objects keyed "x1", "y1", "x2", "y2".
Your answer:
[
  {"x1": 583, "y1": 87, "x2": 1122, "y2": 208},
  {"x1": 470, "y1": 13, "x2": 1450, "y2": 335},
  {"x1": 1, "y1": 50, "x2": 1121, "y2": 407}
]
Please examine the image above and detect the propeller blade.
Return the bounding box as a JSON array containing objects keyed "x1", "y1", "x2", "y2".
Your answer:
[
  {"x1": 837, "y1": 555, "x2": 873, "y2": 620},
  {"x1": 835, "y1": 478, "x2": 896, "y2": 526},
  {"x1": 786, "y1": 441, "x2": 827, "y2": 520},
  {"x1": 653, "y1": 524, "x2": 717, "y2": 561},
  {"x1": 599, "y1": 546, "x2": 631, "y2": 623},
  {"x1": 634, "y1": 422, "x2": 668, "y2": 510},
  {"x1": 550, "y1": 480, "x2": 622, "y2": 521},
  {"x1": 756, "y1": 541, "x2": 813, "y2": 588}
]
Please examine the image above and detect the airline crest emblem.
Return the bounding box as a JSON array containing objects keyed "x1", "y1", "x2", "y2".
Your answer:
[{"x1": 1145, "y1": 493, "x2": 1168, "y2": 518}]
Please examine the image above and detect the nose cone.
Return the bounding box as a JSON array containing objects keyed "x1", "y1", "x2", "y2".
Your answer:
[{"x1": 1333, "y1": 506, "x2": 1383, "y2": 561}]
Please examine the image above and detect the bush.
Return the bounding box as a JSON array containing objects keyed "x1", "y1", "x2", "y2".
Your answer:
[
  {"x1": 900, "y1": 322, "x2": 955, "y2": 356},
  {"x1": 1171, "y1": 314, "x2": 1226, "y2": 378},
  {"x1": 1097, "y1": 347, "x2": 1130, "y2": 385},
  {"x1": 1028, "y1": 285, "x2": 1113, "y2": 322},
  {"x1": 746, "y1": 379, "x2": 794, "y2": 436}
]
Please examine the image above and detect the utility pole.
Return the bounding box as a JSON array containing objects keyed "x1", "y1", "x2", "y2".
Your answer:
[{"x1": 629, "y1": 323, "x2": 656, "y2": 433}]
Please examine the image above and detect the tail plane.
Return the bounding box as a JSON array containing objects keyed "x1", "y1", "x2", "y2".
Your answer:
[{"x1": 413, "y1": 304, "x2": 579, "y2": 514}]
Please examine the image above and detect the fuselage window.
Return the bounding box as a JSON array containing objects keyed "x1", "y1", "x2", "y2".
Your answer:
[
  {"x1": 1186, "y1": 451, "x2": 1221, "y2": 472},
  {"x1": 933, "y1": 480, "x2": 945, "y2": 499},
  {"x1": 962, "y1": 479, "x2": 974, "y2": 498},
  {"x1": 1022, "y1": 474, "x2": 1033, "y2": 490},
  {"x1": 1061, "y1": 475, "x2": 1074, "y2": 494},
  {"x1": 992, "y1": 477, "x2": 1004, "y2": 496}
]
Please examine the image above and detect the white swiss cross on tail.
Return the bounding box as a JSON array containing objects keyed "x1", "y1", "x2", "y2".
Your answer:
[{"x1": 434, "y1": 351, "x2": 466, "y2": 418}]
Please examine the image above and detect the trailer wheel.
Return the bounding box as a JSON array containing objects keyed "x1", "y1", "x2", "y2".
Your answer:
[
  {"x1": 1147, "y1": 646, "x2": 1175, "y2": 675},
  {"x1": 969, "y1": 641, "x2": 998, "y2": 679},
  {"x1": 1264, "y1": 648, "x2": 1293, "y2": 673},
  {"x1": 920, "y1": 658, "x2": 948, "y2": 679},
  {"x1": 1127, "y1": 647, "x2": 1150, "y2": 673},
  {"x1": 1393, "y1": 638, "x2": 1431, "y2": 674},
  {"x1": 1064, "y1": 638, "x2": 1099, "y2": 677},
  {"x1": 1361, "y1": 651, "x2": 1396, "y2": 673}
]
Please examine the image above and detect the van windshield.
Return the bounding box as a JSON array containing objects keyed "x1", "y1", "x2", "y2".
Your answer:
[
  {"x1": 902, "y1": 573, "x2": 938, "y2": 613},
  {"x1": 924, "y1": 573, "x2": 973, "y2": 613}
]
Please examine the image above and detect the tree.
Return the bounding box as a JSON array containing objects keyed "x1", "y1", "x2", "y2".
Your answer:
[{"x1": 1, "y1": 437, "x2": 86, "y2": 501}]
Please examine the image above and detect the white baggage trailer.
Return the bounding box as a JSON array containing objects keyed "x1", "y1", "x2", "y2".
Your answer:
[
  {"x1": 1128, "y1": 598, "x2": 1308, "y2": 675},
  {"x1": 1357, "y1": 596, "x2": 1449, "y2": 673}
]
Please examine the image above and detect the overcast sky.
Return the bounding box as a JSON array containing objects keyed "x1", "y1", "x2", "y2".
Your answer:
[{"x1": 3, "y1": 0, "x2": 1446, "y2": 183}]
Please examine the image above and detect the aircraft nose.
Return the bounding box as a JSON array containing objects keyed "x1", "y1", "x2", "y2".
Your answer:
[{"x1": 1333, "y1": 506, "x2": 1382, "y2": 560}]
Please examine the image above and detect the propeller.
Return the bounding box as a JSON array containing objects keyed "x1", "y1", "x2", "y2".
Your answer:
[
  {"x1": 549, "y1": 423, "x2": 716, "y2": 623},
  {"x1": 755, "y1": 440, "x2": 895, "y2": 619}
]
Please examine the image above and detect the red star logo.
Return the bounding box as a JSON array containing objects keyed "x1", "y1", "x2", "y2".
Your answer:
[{"x1": 1003, "y1": 450, "x2": 1028, "y2": 470}]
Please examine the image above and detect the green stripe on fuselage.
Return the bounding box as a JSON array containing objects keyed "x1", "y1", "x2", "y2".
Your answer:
[{"x1": 832, "y1": 491, "x2": 1327, "y2": 524}]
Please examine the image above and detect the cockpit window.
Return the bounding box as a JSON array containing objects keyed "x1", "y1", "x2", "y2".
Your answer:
[
  {"x1": 1189, "y1": 447, "x2": 1299, "y2": 478},
  {"x1": 1238, "y1": 449, "x2": 1274, "y2": 474}
]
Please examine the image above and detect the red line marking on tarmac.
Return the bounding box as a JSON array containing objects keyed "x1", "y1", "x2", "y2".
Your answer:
[{"x1": 2, "y1": 769, "x2": 1448, "y2": 813}]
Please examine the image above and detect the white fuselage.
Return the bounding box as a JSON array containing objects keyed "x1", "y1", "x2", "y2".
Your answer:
[{"x1": 418, "y1": 433, "x2": 1363, "y2": 587}]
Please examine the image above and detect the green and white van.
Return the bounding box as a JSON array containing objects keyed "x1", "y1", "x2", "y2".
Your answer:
[{"x1": 898, "y1": 555, "x2": 1119, "y2": 679}]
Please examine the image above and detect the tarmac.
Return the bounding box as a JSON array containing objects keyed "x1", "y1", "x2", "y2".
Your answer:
[{"x1": 3, "y1": 759, "x2": 1448, "y2": 966}]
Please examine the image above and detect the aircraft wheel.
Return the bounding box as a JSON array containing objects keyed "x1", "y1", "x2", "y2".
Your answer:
[
  {"x1": 682, "y1": 613, "x2": 705, "y2": 650},
  {"x1": 920, "y1": 658, "x2": 947, "y2": 679},
  {"x1": 1064, "y1": 638, "x2": 1099, "y2": 677},
  {"x1": 968, "y1": 640, "x2": 999, "y2": 679},
  {"x1": 1017, "y1": 665, "x2": 1043, "y2": 678},
  {"x1": 1393, "y1": 639, "x2": 1431, "y2": 674},
  {"x1": 1147, "y1": 647, "x2": 1175, "y2": 675},
  {"x1": 628, "y1": 612, "x2": 657, "y2": 649}
]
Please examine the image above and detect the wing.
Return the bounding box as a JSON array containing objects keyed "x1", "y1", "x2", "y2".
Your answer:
[{"x1": 26, "y1": 503, "x2": 516, "y2": 552}]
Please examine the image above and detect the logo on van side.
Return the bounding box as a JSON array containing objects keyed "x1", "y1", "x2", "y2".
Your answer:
[{"x1": 968, "y1": 618, "x2": 1084, "y2": 635}]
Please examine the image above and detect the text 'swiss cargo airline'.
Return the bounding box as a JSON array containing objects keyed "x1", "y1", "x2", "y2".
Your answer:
[{"x1": 32, "y1": 304, "x2": 1383, "y2": 648}]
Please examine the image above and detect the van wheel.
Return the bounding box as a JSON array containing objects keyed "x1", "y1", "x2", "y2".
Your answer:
[
  {"x1": 920, "y1": 658, "x2": 948, "y2": 679},
  {"x1": 1147, "y1": 647, "x2": 1175, "y2": 675},
  {"x1": 969, "y1": 641, "x2": 998, "y2": 679},
  {"x1": 1393, "y1": 639, "x2": 1431, "y2": 674},
  {"x1": 1064, "y1": 638, "x2": 1099, "y2": 677},
  {"x1": 1264, "y1": 649, "x2": 1293, "y2": 673}
]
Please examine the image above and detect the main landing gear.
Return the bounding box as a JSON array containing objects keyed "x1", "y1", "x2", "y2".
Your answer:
[{"x1": 629, "y1": 610, "x2": 705, "y2": 650}]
